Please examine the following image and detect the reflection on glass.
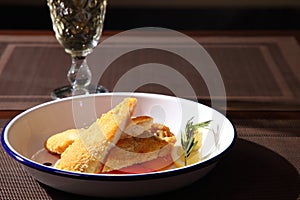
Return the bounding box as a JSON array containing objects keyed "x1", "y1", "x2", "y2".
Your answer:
[{"x1": 47, "y1": 0, "x2": 108, "y2": 99}]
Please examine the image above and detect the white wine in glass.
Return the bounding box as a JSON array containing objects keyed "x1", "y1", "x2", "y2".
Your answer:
[{"x1": 47, "y1": 0, "x2": 108, "y2": 99}]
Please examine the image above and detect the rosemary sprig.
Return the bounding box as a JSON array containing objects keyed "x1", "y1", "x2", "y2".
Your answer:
[{"x1": 181, "y1": 117, "x2": 211, "y2": 166}]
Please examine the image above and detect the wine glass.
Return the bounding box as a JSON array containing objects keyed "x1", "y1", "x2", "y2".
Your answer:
[{"x1": 47, "y1": 0, "x2": 108, "y2": 99}]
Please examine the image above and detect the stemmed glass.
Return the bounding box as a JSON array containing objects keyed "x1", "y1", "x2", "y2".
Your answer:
[{"x1": 47, "y1": 0, "x2": 108, "y2": 99}]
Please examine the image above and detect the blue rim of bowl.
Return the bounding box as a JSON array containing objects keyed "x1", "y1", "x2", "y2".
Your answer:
[{"x1": 0, "y1": 94, "x2": 237, "y2": 181}]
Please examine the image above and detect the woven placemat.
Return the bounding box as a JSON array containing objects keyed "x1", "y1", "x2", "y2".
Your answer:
[
  {"x1": 0, "y1": 35, "x2": 299, "y2": 111},
  {"x1": 1, "y1": 119, "x2": 299, "y2": 199},
  {"x1": 233, "y1": 119, "x2": 300, "y2": 173}
]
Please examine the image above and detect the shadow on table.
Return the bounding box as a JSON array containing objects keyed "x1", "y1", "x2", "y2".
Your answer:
[{"x1": 42, "y1": 138, "x2": 300, "y2": 200}]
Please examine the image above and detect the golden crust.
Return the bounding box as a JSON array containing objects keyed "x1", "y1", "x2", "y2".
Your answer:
[
  {"x1": 102, "y1": 123, "x2": 176, "y2": 173},
  {"x1": 55, "y1": 97, "x2": 137, "y2": 173},
  {"x1": 45, "y1": 129, "x2": 79, "y2": 154},
  {"x1": 46, "y1": 97, "x2": 177, "y2": 174},
  {"x1": 55, "y1": 137, "x2": 101, "y2": 173},
  {"x1": 150, "y1": 123, "x2": 177, "y2": 144},
  {"x1": 45, "y1": 115, "x2": 153, "y2": 155},
  {"x1": 121, "y1": 116, "x2": 153, "y2": 139},
  {"x1": 98, "y1": 97, "x2": 137, "y2": 141}
]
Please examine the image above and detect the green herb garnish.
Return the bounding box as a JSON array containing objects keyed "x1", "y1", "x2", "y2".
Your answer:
[{"x1": 181, "y1": 117, "x2": 211, "y2": 166}]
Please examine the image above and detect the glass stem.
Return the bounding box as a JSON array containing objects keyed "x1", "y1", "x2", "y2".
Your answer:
[{"x1": 67, "y1": 56, "x2": 92, "y2": 90}]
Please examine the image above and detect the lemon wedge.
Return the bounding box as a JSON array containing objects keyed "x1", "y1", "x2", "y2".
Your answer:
[{"x1": 172, "y1": 146, "x2": 202, "y2": 168}]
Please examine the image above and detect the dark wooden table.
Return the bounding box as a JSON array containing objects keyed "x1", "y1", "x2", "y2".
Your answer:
[{"x1": 0, "y1": 30, "x2": 299, "y2": 200}]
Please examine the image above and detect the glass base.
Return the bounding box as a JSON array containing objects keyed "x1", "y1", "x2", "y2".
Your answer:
[{"x1": 51, "y1": 85, "x2": 109, "y2": 100}]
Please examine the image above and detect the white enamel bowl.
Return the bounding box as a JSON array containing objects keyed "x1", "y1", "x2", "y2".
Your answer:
[{"x1": 1, "y1": 93, "x2": 236, "y2": 197}]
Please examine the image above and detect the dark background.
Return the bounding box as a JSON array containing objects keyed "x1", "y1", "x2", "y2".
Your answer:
[{"x1": 0, "y1": 2, "x2": 299, "y2": 30}]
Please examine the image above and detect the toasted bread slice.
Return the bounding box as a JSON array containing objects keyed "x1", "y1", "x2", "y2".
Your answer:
[
  {"x1": 55, "y1": 97, "x2": 137, "y2": 173},
  {"x1": 102, "y1": 123, "x2": 176, "y2": 173}
]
